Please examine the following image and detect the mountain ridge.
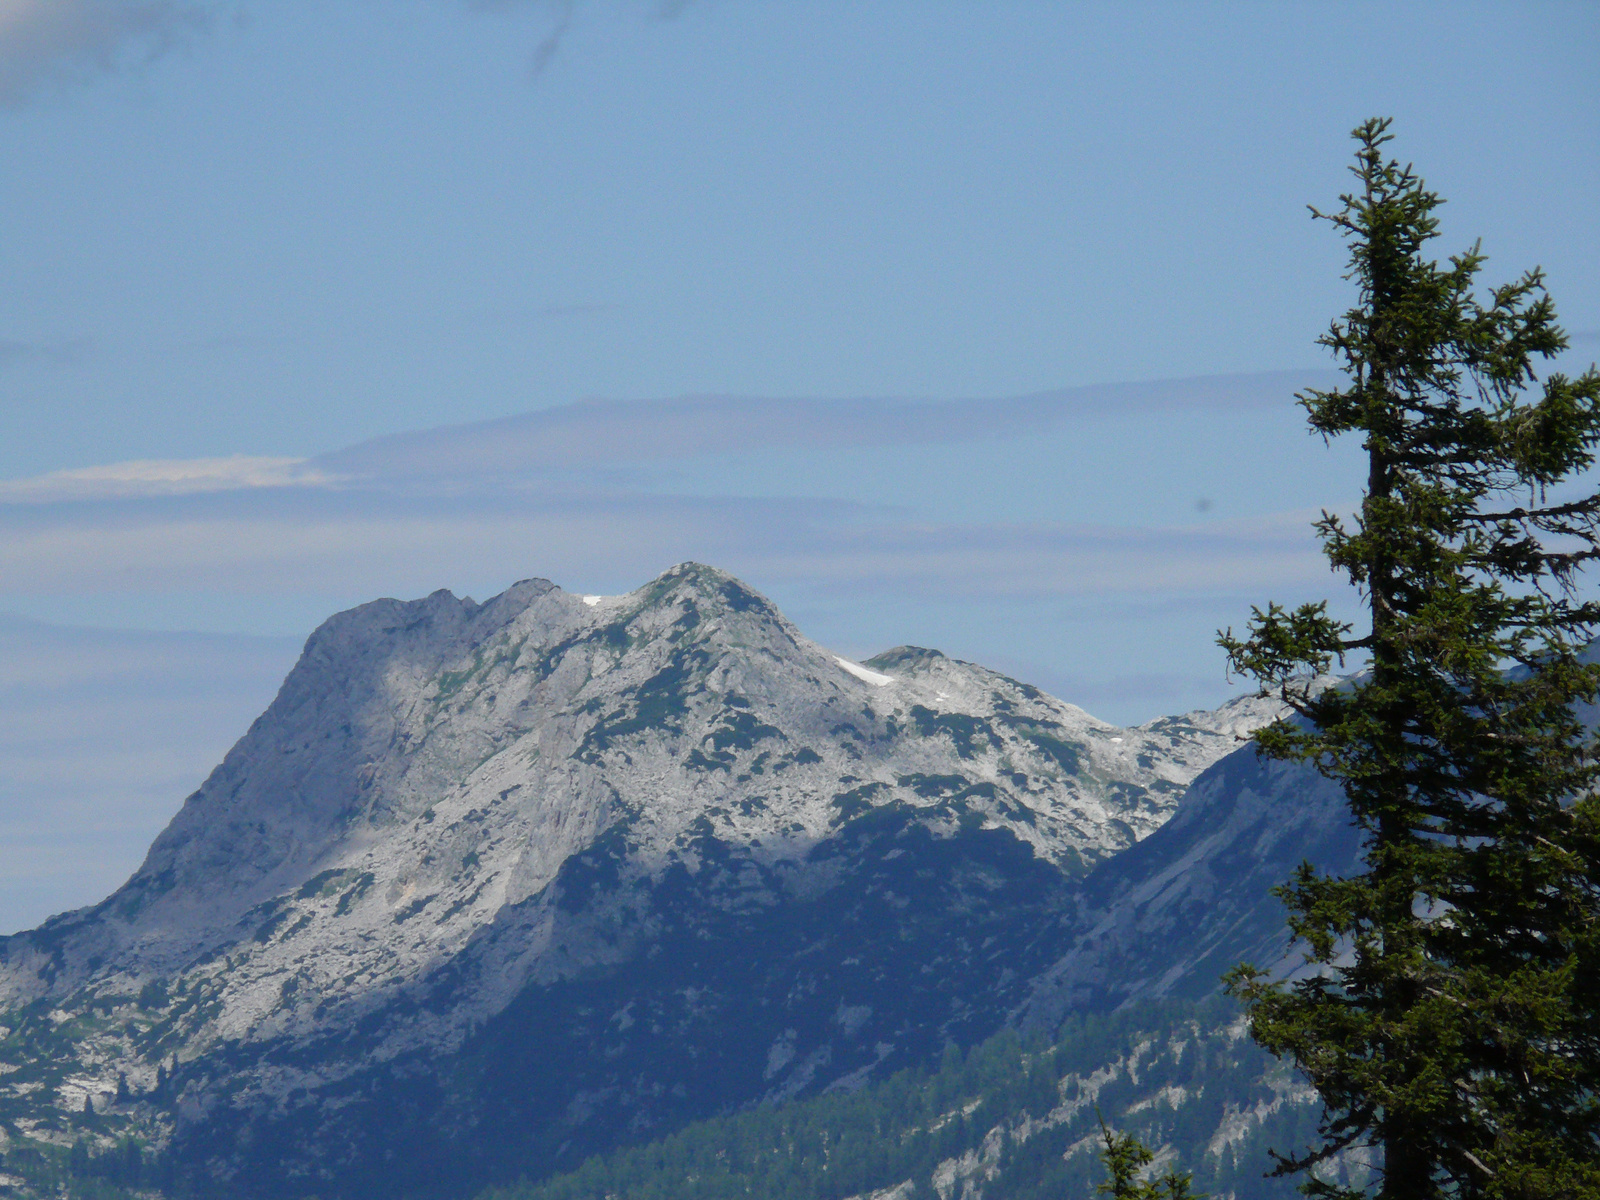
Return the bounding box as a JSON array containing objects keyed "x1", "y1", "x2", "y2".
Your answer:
[{"x1": 0, "y1": 562, "x2": 1293, "y2": 1197}]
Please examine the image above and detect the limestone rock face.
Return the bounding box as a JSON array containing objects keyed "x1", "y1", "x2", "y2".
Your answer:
[{"x1": 0, "y1": 564, "x2": 1283, "y2": 1197}]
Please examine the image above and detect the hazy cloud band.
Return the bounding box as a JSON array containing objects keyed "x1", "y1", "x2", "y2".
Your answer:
[{"x1": 0, "y1": 487, "x2": 1332, "y2": 603}]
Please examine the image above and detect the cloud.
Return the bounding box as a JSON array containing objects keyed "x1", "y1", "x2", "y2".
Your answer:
[
  {"x1": 0, "y1": 0, "x2": 211, "y2": 107},
  {"x1": 0, "y1": 481, "x2": 1332, "y2": 604},
  {"x1": 527, "y1": 0, "x2": 573, "y2": 77},
  {"x1": 751, "y1": 511, "x2": 1331, "y2": 600},
  {"x1": 0, "y1": 370, "x2": 1339, "y2": 599},
  {"x1": 460, "y1": 0, "x2": 579, "y2": 80},
  {"x1": 317, "y1": 370, "x2": 1333, "y2": 480},
  {"x1": 0, "y1": 370, "x2": 1331, "y2": 502},
  {"x1": 0, "y1": 455, "x2": 338, "y2": 503},
  {"x1": 463, "y1": 0, "x2": 695, "y2": 78},
  {"x1": 0, "y1": 0, "x2": 698, "y2": 106},
  {"x1": 0, "y1": 336, "x2": 92, "y2": 367}
]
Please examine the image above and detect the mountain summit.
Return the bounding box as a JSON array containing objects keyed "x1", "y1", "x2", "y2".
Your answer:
[{"x1": 0, "y1": 564, "x2": 1282, "y2": 1197}]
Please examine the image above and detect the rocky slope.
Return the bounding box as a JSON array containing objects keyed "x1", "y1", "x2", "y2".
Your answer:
[
  {"x1": 0, "y1": 563, "x2": 1285, "y2": 1197},
  {"x1": 1016, "y1": 742, "x2": 1358, "y2": 1028}
]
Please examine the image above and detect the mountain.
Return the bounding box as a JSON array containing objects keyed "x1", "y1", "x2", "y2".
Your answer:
[
  {"x1": 476, "y1": 998, "x2": 1372, "y2": 1200},
  {"x1": 1017, "y1": 728, "x2": 1359, "y2": 1027},
  {"x1": 0, "y1": 564, "x2": 1286, "y2": 1198}
]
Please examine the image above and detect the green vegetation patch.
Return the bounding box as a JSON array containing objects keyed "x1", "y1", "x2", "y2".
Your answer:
[
  {"x1": 433, "y1": 635, "x2": 532, "y2": 708},
  {"x1": 333, "y1": 872, "x2": 376, "y2": 917},
  {"x1": 297, "y1": 867, "x2": 364, "y2": 900},
  {"x1": 895, "y1": 773, "x2": 971, "y2": 800},
  {"x1": 136, "y1": 979, "x2": 169, "y2": 1010},
  {"x1": 433, "y1": 649, "x2": 489, "y2": 705},
  {"x1": 862, "y1": 646, "x2": 946, "y2": 672},
  {"x1": 577, "y1": 649, "x2": 713, "y2": 758},
  {"x1": 251, "y1": 901, "x2": 293, "y2": 944},
  {"x1": 392, "y1": 894, "x2": 437, "y2": 925},
  {"x1": 830, "y1": 782, "x2": 888, "y2": 823},
  {"x1": 1007, "y1": 723, "x2": 1085, "y2": 775},
  {"x1": 718, "y1": 579, "x2": 767, "y2": 614},
  {"x1": 908, "y1": 706, "x2": 1000, "y2": 760},
  {"x1": 686, "y1": 747, "x2": 731, "y2": 773},
  {"x1": 705, "y1": 710, "x2": 783, "y2": 753},
  {"x1": 478, "y1": 998, "x2": 1314, "y2": 1200}
]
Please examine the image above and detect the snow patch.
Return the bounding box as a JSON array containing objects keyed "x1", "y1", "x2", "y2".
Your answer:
[
  {"x1": 582, "y1": 595, "x2": 603, "y2": 606},
  {"x1": 835, "y1": 657, "x2": 892, "y2": 687}
]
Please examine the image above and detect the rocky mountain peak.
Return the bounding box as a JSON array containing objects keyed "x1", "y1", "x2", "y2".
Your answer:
[
  {"x1": 1, "y1": 562, "x2": 1283, "y2": 1007},
  {"x1": 107, "y1": 564, "x2": 799, "y2": 927},
  {"x1": 0, "y1": 564, "x2": 1294, "y2": 1197}
]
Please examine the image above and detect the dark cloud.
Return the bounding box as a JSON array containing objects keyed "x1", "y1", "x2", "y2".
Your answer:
[{"x1": 0, "y1": 0, "x2": 212, "y2": 108}]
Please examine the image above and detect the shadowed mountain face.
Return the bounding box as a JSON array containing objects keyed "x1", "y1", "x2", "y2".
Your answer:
[
  {"x1": 1011, "y1": 646, "x2": 1600, "y2": 1028},
  {"x1": 0, "y1": 564, "x2": 1292, "y2": 1198},
  {"x1": 1017, "y1": 746, "x2": 1359, "y2": 1028}
]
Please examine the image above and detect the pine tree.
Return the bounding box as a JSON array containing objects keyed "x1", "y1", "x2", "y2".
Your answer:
[
  {"x1": 1219, "y1": 118, "x2": 1600, "y2": 1198},
  {"x1": 1095, "y1": 1114, "x2": 1203, "y2": 1200}
]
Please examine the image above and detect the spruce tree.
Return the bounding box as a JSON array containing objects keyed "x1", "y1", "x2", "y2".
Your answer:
[
  {"x1": 1219, "y1": 118, "x2": 1600, "y2": 1198},
  {"x1": 1095, "y1": 1115, "x2": 1203, "y2": 1200}
]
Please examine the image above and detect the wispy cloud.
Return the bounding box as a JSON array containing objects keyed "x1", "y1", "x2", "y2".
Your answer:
[
  {"x1": 527, "y1": 0, "x2": 573, "y2": 78},
  {"x1": 463, "y1": 0, "x2": 692, "y2": 80},
  {"x1": 0, "y1": 0, "x2": 697, "y2": 106},
  {"x1": 0, "y1": 372, "x2": 1325, "y2": 505},
  {"x1": 414, "y1": 0, "x2": 709, "y2": 87},
  {"x1": 0, "y1": 371, "x2": 1344, "y2": 691},
  {"x1": 0, "y1": 373, "x2": 1325, "y2": 502},
  {"x1": 0, "y1": 483, "x2": 1331, "y2": 604},
  {"x1": 0, "y1": 455, "x2": 337, "y2": 503},
  {"x1": 0, "y1": 0, "x2": 211, "y2": 107},
  {"x1": 317, "y1": 371, "x2": 1331, "y2": 479},
  {"x1": 751, "y1": 511, "x2": 1331, "y2": 600}
]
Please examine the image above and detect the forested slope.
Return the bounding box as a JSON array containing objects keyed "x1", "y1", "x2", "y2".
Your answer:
[{"x1": 482, "y1": 999, "x2": 1372, "y2": 1200}]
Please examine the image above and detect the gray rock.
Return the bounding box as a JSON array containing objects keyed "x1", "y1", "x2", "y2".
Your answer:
[{"x1": 0, "y1": 563, "x2": 1287, "y2": 1195}]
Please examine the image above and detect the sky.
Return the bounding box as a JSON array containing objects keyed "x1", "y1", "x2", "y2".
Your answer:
[{"x1": 0, "y1": 0, "x2": 1597, "y2": 929}]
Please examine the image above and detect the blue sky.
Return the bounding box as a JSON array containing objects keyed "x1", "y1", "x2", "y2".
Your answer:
[{"x1": 0, "y1": 1, "x2": 1597, "y2": 927}]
